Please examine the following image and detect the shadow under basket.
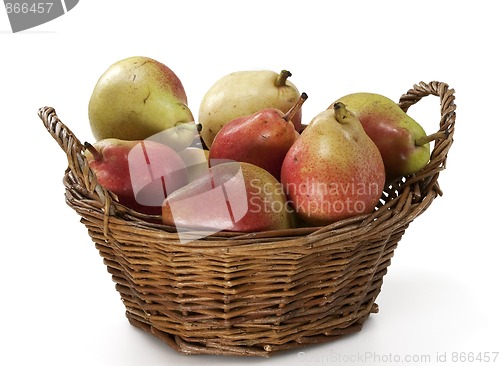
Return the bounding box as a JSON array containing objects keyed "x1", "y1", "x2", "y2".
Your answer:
[{"x1": 39, "y1": 81, "x2": 455, "y2": 357}]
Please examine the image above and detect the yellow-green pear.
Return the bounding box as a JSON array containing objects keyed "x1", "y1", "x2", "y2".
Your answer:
[
  {"x1": 177, "y1": 147, "x2": 210, "y2": 183},
  {"x1": 88, "y1": 56, "x2": 196, "y2": 151},
  {"x1": 198, "y1": 70, "x2": 302, "y2": 148}
]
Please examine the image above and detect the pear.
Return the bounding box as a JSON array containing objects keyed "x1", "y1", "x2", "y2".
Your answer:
[
  {"x1": 331, "y1": 92, "x2": 433, "y2": 179},
  {"x1": 281, "y1": 103, "x2": 385, "y2": 226},
  {"x1": 88, "y1": 56, "x2": 197, "y2": 151},
  {"x1": 198, "y1": 69, "x2": 302, "y2": 148},
  {"x1": 84, "y1": 138, "x2": 188, "y2": 215},
  {"x1": 177, "y1": 147, "x2": 210, "y2": 183},
  {"x1": 208, "y1": 93, "x2": 308, "y2": 180},
  {"x1": 162, "y1": 162, "x2": 293, "y2": 233}
]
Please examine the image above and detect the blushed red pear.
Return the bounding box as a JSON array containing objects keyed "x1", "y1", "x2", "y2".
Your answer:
[
  {"x1": 84, "y1": 138, "x2": 188, "y2": 215},
  {"x1": 281, "y1": 103, "x2": 385, "y2": 226},
  {"x1": 198, "y1": 70, "x2": 303, "y2": 148},
  {"x1": 209, "y1": 93, "x2": 308, "y2": 180}
]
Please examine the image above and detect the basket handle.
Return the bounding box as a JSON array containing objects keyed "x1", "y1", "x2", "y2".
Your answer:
[
  {"x1": 37, "y1": 106, "x2": 113, "y2": 209},
  {"x1": 397, "y1": 81, "x2": 456, "y2": 195}
]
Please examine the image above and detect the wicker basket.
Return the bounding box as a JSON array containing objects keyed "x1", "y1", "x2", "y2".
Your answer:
[{"x1": 38, "y1": 81, "x2": 455, "y2": 357}]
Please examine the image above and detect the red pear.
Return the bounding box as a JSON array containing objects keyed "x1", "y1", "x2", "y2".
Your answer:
[
  {"x1": 209, "y1": 93, "x2": 308, "y2": 180},
  {"x1": 331, "y1": 93, "x2": 439, "y2": 179},
  {"x1": 199, "y1": 69, "x2": 303, "y2": 148},
  {"x1": 84, "y1": 138, "x2": 188, "y2": 215}
]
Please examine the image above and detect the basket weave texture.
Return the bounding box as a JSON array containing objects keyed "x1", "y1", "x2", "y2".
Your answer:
[{"x1": 39, "y1": 81, "x2": 455, "y2": 357}]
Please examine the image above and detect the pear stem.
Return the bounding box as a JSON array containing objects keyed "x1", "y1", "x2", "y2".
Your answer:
[
  {"x1": 415, "y1": 130, "x2": 449, "y2": 146},
  {"x1": 275, "y1": 70, "x2": 292, "y2": 87},
  {"x1": 284, "y1": 92, "x2": 308, "y2": 122},
  {"x1": 84, "y1": 141, "x2": 103, "y2": 162},
  {"x1": 333, "y1": 102, "x2": 350, "y2": 124}
]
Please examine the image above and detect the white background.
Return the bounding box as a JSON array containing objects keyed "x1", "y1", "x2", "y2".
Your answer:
[{"x1": 1, "y1": 1, "x2": 499, "y2": 365}]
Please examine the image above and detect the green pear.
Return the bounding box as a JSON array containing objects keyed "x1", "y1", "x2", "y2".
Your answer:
[
  {"x1": 88, "y1": 56, "x2": 196, "y2": 151},
  {"x1": 198, "y1": 70, "x2": 302, "y2": 148},
  {"x1": 331, "y1": 92, "x2": 432, "y2": 179},
  {"x1": 281, "y1": 103, "x2": 385, "y2": 226},
  {"x1": 177, "y1": 147, "x2": 210, "y2": 183}
]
